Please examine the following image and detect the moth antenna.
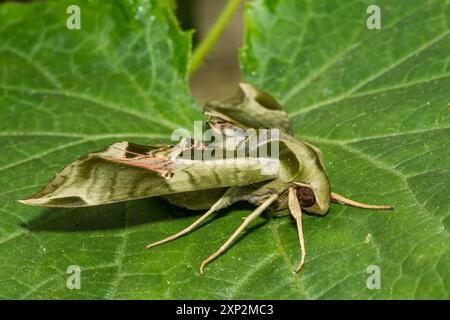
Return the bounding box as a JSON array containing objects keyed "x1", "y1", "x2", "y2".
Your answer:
[
  {"x1": 199, "y1": 193, "x2": 279, "y2": 275},
  {"x1": 330, "y1": 192, "x2": 393, "y2": 210},
  {"x1": 288, "y1": 187, "x2": 305, "y2": 273}
]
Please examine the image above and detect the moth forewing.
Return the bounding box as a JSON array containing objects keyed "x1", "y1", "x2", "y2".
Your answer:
[
  {"x1": 19, "y1": 141, "x2": 277, "y2": 207},
  {"x1": 204, "y1": 82, "x2": 293, "y2": 134}
]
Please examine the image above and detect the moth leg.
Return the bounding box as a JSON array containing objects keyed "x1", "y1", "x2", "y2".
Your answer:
[
  {"x1": 145, "y1": 193, "x2": 232, "y2": 249},
  {"x1": 199, "y1": 193, "x2": 279, "y2": 274},
  {"x1": 288, "y1": 187, "x2": 305, "y2": 273},
  {"x1": 330, "y1": 192, "x2": 393, "y2": 210}
]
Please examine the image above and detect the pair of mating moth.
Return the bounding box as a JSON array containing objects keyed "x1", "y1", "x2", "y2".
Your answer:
[{"x1": 20, "y1": 83, "x2": 392, "y2": 274}]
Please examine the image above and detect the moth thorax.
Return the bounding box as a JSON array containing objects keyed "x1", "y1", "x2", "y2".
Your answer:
[{"x1": 296, "y1": 186, "x2": 316, "y2": 207}]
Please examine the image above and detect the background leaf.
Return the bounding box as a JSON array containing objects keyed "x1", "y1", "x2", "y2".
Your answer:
[
  {"x1": 0, "y1": 0, "x2": 449, "y2": 299},
  {"x1": 241, "y1": 0, "x2": 450, "y2": 299}
]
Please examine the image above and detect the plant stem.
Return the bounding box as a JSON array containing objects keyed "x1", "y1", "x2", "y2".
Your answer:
[{"x1": 189, "y1": 0, "x2": 243, "y2": 76}]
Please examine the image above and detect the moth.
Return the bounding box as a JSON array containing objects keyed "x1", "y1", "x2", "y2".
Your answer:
[{"x1": 19, "y1": 83, "x2": 392, "y2": 274}]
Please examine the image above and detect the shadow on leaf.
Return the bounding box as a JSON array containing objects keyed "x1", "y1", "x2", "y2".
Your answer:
[
  {"x1": 22, "y1": 197, "x2": 197, "y2": 232},
  {"x1": 21, "y1": 197, "x2": 261, "y2": 233}
]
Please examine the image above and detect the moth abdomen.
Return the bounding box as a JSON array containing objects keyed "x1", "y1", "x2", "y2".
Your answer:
[{"x1": 163, "y1": 188, "x2": 228, "y2": 211}]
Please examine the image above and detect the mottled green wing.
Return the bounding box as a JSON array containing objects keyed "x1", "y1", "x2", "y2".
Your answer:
[
  {"x1": 19, "y1": 141, "x2": 277, "y2": 207},
  {"x1": 203, "y1": 83, "x2": 293, "y2": 134}
]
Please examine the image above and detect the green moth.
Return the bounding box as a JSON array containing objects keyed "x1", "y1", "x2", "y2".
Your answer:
[{"x1": 19, "y1": 83, "x2": 392, "y2": 274}]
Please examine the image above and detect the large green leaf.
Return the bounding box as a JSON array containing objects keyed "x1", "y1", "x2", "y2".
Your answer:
[{"x1": 0, "y1": 0, "x2": 449, "y2": 299}]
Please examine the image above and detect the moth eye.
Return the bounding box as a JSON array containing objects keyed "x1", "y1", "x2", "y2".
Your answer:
[{"x1": 296, "y1": 186, "x2": 316, "y2": 207}]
